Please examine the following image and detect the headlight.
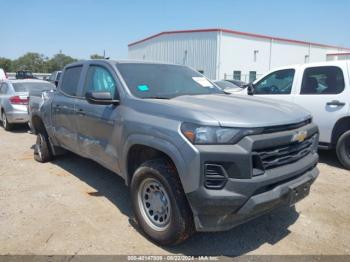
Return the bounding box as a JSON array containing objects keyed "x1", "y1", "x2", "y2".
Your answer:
[{"x1": 181, "y1": 123, "x2": 260, "y2": 145}]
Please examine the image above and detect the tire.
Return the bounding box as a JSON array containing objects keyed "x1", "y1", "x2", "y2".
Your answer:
[
  {"x1": 336, "y1": 130, "x2": 350, "y2": 169},
  {"x1": 130, "y1": 159, "x2": 194, "y2": 245},
  {"x1": 2, "y1": 111, "x2": 14, "y2": 131},
  {"x1": 34, "y1": 132, "x2": 53, "y2": 163}
]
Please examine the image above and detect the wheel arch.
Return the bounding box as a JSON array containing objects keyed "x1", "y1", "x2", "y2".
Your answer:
[
  {"x1": 331, "y1": 116, "x2": 350, "y2": 147},
  {"x1": 122, "y1": 134, "x2": 190, "y2": 192},
  {"x1": 31, "y1": 115, "x2": 47, "y2": 135}
]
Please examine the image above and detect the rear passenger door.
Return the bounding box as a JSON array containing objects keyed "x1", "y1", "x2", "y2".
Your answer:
[
  {"x1": 75, "y1": 63, "x2": 122, "y2": 172},
  {"x1": 52, "y1": 65, "x2": 83, "y2": 152},
  {"x1": 294, "y1": 64, "x2": 350, "y2": 144}
]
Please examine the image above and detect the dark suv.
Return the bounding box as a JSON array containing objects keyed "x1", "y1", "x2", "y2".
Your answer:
[{"x1": 16, "y1": 70, "x2": 35, "y2": 79}]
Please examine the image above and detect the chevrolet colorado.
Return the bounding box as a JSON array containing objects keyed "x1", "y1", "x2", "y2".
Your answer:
[{"x1": 30, "y1": 60, "x2": 319, "y2": 245}]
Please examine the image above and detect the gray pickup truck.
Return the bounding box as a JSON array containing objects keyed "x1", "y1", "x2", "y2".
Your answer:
[{"x1": 30, "y1": 60, "x2": 319, "y2": 245}]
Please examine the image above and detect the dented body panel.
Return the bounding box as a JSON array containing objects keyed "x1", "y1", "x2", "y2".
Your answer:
[{"x1": 30, "y1": 60, "x2": 319, "y2": 232}]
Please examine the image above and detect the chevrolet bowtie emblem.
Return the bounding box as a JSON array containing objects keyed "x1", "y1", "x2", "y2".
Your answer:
[{"x1": 292, "y1": 131, "x2": 307, "y2": 143}]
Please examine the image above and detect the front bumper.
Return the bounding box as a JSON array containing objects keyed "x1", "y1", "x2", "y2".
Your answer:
[
  {"x1": 184, "y1": 123, "x2": 319, "y2": 232},
  {"x1": 187, "y1": 160, "x2": 318, "y2": 231}
]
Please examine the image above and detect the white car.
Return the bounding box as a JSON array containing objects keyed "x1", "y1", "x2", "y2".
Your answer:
[
  {"x1": 0, "y1": 68, "x2": 7, "y2": 81},
  {"x1": 239, "y1": 60, "x2": 350, "y2": 169}
]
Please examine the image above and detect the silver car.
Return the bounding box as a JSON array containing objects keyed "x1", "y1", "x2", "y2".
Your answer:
[{"x1": 0, "y1": 79, "x2": 55, "y2": 131}]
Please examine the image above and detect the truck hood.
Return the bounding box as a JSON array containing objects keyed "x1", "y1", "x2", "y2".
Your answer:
[{"x1": 133, "y1": 94, "x2": 311, "y2": 128}]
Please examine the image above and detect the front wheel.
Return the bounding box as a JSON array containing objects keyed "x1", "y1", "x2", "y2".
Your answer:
[
  {"x1": 34, "y1": 132, "x2": 53, "y2": 163},
  {"x1": 130, "y1": 159, "x2": 194, "y2": 245},
  {"x1": 336, "y1": 130, "x2": 350, "y2": 169}
]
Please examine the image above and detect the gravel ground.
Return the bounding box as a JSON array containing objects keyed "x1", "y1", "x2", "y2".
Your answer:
[{"x1": 0, "y1": 126, "x2": 349, "y2": 256}]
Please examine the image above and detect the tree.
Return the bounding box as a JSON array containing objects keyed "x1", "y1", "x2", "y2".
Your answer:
[
  {"x1": 0, "y1": 52, "x2": 78, "y2": 73},
  {"x1": 12, "y1": 52, "x2": 46, "y2": 72},
  {"x1": 0, "y1": 57, "x2": 13, "y2": 72},
  {"x1": 46, "y1": 53, "x2": 77, "y2": 72},
  {"x1": 90, "y1": 54, "x2": 104, "y2": 59}
]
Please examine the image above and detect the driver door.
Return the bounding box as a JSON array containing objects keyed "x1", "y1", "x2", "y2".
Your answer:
[
  {"x1": 252, "y1": 68, "x2": 296, "y2": 103},
  {"x1": 75, "y1": 63, "x2": 122, "y2": 173}
]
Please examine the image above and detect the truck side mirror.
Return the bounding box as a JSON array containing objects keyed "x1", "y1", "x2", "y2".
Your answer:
[
  {"x1": 247, "y1": 84, "x2": 255, "y2": 96},
  {"x1": 85, "y1": 91, "x2": 119, "y2": 105}
]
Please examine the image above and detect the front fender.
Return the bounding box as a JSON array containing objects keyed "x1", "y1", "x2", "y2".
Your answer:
[{"x1": 121, "y1": 134, "x2": 198, "y2": 193}]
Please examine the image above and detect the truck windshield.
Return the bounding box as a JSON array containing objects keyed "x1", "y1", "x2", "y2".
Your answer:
[
  {"x1": 116, "y1": 63, "x2": 224, "y2": 99},
  {"x1": 13, "y1": 82, "x2": 55, "y2": 93}
]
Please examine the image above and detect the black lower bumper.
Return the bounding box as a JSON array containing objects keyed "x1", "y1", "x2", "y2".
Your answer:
[{"x1": 187, "y1": 154, "x2": 319, "y2": 232}]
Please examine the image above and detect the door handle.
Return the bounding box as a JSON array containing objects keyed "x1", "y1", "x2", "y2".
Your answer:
[
  {"x1": 53, "y1": 104, "x2": 61, "y2": 112},
  {"x1": 77, "y1": 109, "x2": 85, "y2": 116},
  {"x1": 326, "y1": 100, "x2": 345, "y2": 106}
]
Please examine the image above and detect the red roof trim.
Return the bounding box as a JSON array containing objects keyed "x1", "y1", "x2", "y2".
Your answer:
[
  {"x1": 128, "y1": 28, "x2": 350, "y2": 51},
  {"x1": 327, "y1": 52, "x2": 350, "y2": 56}
]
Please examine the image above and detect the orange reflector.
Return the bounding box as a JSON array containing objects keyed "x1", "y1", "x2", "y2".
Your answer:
[{"x1": 183, "y1": 131, "x2": 195, "y2": 143}]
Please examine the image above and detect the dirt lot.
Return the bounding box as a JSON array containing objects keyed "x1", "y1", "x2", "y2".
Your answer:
[{"x1": 0, "y1": 126, "x2": 349, "y2": 256}]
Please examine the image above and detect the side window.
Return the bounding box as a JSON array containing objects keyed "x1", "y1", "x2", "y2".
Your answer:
[
  {"x1": 300, "y1": 66, "x2": 345, "y2": 95},
  {"x1": 84, "y1": 65, "x2": 118, "y2": 98},
  {"x1": 60, "y1": 66, "x2": 82, "y2": 96},
  {"x1": 254, "y1": 69, "x2": 295, "y2": 95}
]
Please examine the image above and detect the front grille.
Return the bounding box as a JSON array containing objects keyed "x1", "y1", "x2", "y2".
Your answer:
[
  {"x1": 204, "y1": 164, "x2": 227, "y2": 189},
  {"x1": 254, "y1": 135, "x2": 315, "y2": 170}
]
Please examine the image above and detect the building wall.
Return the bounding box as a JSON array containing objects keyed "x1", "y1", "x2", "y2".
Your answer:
[
  {"x1": 219, "y1": 32, "x2": 271, "y2": 81},
  {"x1": 327, "y1": 54, "x2": 350, "y2": 61},
  {"x1": 128, "y1": 30, "x2": 347, "y2": 82},
  {"x1": 219, "y1": 33, "x2": 342, "y2": 81},
  {"x1": 128, "y1": 32, "x2": 218, "y2": 79}
]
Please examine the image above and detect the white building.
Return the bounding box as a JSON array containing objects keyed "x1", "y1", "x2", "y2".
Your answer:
[{"x1": 128, "y1": 28, "x2": 350, "y2": 82}]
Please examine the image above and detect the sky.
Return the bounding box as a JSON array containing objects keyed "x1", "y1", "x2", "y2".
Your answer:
[{"x1": 1, "y1": 0, "x2": 349, "y2": 60}]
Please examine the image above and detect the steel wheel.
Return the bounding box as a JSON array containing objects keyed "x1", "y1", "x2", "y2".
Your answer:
[{"x1": 137, "y1": 177, "x2": 171, "y2": 231}]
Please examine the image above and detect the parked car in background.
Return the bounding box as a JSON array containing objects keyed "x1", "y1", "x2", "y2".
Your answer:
[
  {"x1": 214, "y1": 80, "x2": 243, "y2": 93},
  {"x1": 225, "y1": 79, "x2": 247, "y2": 87},
  {"x1": 16, "y1": 70, "x2": 36, "y2": 79},
  {"x1": 239, "y1": 60, "x2": 350, "y2": 169},
  {"x1": 47, "y1": 70, "x2": 62, "y2": 86},
  {"x1": 0, "y1": 80, "x2": 55, "y2": 130},
  {"x1": 30, "y1": 60, "x2": 319, "y2": 245},
  {"x1": 0, "y1": 68, "x2": 7, "y2": 81}
]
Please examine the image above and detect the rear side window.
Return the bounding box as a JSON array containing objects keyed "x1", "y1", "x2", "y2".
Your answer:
[
  {"x1": 300, "y1": 66, "x2": 345, "y2": 95},
  {"x1": 60, "y1": 66, "x2": 82, "y2": 96},
  {"x1": 254, "y1": 69, "x2": 295, "y2": 95}
]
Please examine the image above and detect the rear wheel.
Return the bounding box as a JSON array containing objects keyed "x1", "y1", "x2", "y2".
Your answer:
[
  {"x1": 336, "y1": 130, "x2": 350, "y2": 169},
  {"x1": 2, "y1": 111, "x2": 13, "y2": 131},
  {"x1": 130, "y1": 159, "x2": 194, "y2": 245},
  {"x1": 34, "y1": 132, "x2": 53, "y2": 163}
]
